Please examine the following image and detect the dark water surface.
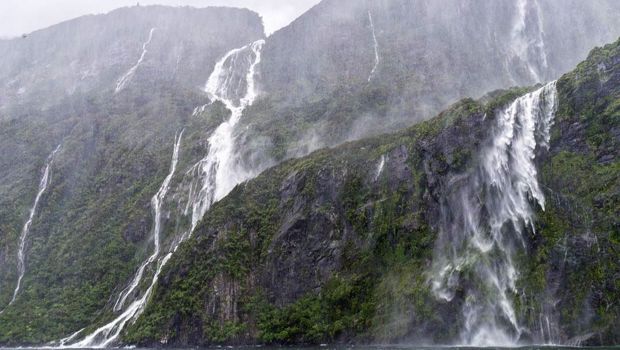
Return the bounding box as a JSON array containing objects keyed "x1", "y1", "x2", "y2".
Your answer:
[{"x1": 5, "y1": 346, "x2": 619, "y2": 350}]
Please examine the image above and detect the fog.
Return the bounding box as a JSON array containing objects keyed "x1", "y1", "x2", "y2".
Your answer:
[
  {"x1": 0, "y1": 0, "x2": 321, "y2": 37},
  {"x1": 0, "y1": 0, "x2": 619, "y2": 346}
]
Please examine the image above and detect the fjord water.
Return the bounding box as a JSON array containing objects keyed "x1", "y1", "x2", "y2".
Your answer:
[{"x1": 4, "y1": 346, "x2": 619, "y2": 350}]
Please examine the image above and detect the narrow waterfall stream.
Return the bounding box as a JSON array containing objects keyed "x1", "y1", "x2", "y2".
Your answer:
[
  {"x1": 367, "y1": 10, "x2": 380, "y2": 82},
  {"x1": 115, "y1": 27, "x2": 156, "y2": 93},
  {"x1": 67, "y1": 131, "x2": 183, "y2": 348},
  {"x1": 429, "y1": 82, "x2": 558, "y2": 346},
  {"x1": 1, "y1": 144, "x2": 61, "y2": 313},
  {"x1": 510, "y1": 0, "x2": 549, "y2": 83},
  {"x1": 113, "y1": 129, "x2": 185, "y2": 313}
]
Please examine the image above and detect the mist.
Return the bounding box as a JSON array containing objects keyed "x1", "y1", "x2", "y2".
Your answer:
[{"x1": 0, "y1": 0, "x2": 619, "y2": 347}]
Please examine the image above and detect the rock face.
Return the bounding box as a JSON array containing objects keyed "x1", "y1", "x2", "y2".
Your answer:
[{"x1": 127, "y1": 39, "x2": 620, "y2": 346}]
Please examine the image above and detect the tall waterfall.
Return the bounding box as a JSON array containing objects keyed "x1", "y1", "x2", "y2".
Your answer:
[
  {"x1": 67, "y1": 131, "x2": 184, "y2": 348},
  {"x1": 185, "y1": 39, "x2": 265, "y2": 232},
  {"x1": 429, "y1": 82, "x2": 558, "y2": 346},
  {"x1": 0, "y1": 144, "x2": 61, "y2": 313},
  {"x1": 61, "y1": 39, "x2": 265, "y2": 347}
]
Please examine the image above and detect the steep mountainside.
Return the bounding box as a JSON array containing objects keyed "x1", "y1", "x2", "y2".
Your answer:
[
  {"x1": 0, "y1": 1, "x2": 618, "y2": 347},
  {"x1": 0, "y1": 5, "x2": 262, "y2": 110},
  {"x1": 127, "y1": 39, "x2": 620, "y2": 346},
  {"x1": 0, "y1": 6, "x2": 264, "y2": 344},
  {"x1": 235, "y1": 0, "x2": 620, "y2": 166}
]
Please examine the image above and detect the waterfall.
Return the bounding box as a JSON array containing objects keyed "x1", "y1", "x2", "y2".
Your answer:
[
  {"x1": 367, "y1": 10, "x2": 380, "y2": 82},
  {"x1": 429, "y1": 82, "x2": 558, "y2": 346},
  {"x1": 113, "y1": 128, "x2": 184, "y2": 312},
  {"x1": 57, "y1": 328, "x2": 85, "y2": 347},
  {"x1": 510, "y1": 0, "x2": 549, "y2": 83},
  {"x1": 61, "y1": 39, "x2": 265, "y2": 347},
  {"x1": 185, "y1": 39, "x2": 265, "y2": 233},
  {"x1": 374, "y1": 155, "x2": 386, "y2": 181},
  {"x1": 66, "y1": 130, "x2": 183, "y2": 348},
  {"x1": 115, "y1": 27, "x2": 156, "y2": 93},
  {"x1": 1, "y1": 144, "x2": 61, "y2": 313}
]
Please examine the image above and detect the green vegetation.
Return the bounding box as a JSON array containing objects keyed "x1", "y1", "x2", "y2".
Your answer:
[
  {"x1": 0, "y1": 86, "x2": 219, "y2": 344},
  {"x1": 517, "y1": 38, "x2": 619, "y2": 344},
  {"x1": 1, "y1": 11, "x2": 619, "y2": 348},
  {"x1": 125, "y1": 90, "x2": 489, "y2": 344},
  {"x1": 126, "y1": 38, "x2": 620, "y2": 346}
]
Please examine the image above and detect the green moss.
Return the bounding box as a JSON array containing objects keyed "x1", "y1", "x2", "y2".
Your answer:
[{"x1": 252, "y1": 275, "x2": 375, "y2": 344}]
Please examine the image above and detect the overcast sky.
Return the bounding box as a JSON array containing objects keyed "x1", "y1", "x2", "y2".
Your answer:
[{"x1": 0, "y1": 0, "x2": 322, "y2": 38}]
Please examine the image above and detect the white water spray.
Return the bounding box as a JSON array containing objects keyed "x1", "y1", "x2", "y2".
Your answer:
[
  {"x1": 367, "y1": 10, "x2": 380, "y2": 82},
  {"x1": 57, "y1": 328, "x2": 84, "y2": 347},
  {"x1": 510, "y1": 0, "x2": 548, "y2": 83},
  {"x1": 186, "y1": 39, "x2": 265, "y2": 233},
  {"x1": 1, "y1": 144, "x2": 61, "y2": 313},
  {"x1": 115, "y1": 28, "x2": 156, "y2": 93},
  {"x1": 66, "y1": 131, "x2": 183, "y2": 348},
  {"x1": 429, "y1": 82, "x2": 557, "y2": 346}
]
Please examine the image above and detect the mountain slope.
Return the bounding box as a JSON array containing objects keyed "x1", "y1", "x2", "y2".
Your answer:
[
  {"x1": 127, "y1": 38, "x2": 620, "y2": 346},
  {"x1": 234, "y1": 0, "x2": 620, "y2": 167},
  {"x1": 0, "y1": 1, "x2": 619, "y2": 347},
  {"x1": 0, "y1": 6, "x2": 264, "y2": 344},
  {"x1": 0, "y1": 5, "x2": 262, "y2": 110}
]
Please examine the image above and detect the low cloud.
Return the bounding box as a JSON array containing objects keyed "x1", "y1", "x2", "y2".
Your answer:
[{"x1": 0, "y1": 0, "x2": 321, "y2": 37}]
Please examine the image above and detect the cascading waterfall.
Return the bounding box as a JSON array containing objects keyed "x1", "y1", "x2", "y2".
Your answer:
[
  {"x1": 429, "y1": 82, "x2": 557, "y2": 346},
  {"x1": 115, "y1": 27, "x2": 156, "y2": 93},
  {"x1": 66, "y1": 130, "x2": 183, "y2": 348},
  {"x1": 61, "y1": 39, "x2": 265, "y2": 348},
  {"x1": 185, "y1": 39, "x2": 265, "y2": 233},
  {"x1": 0, "y1": 144, "x2": 61, "y2": 313},
  {"x1": 367, "y1": 10, "x2": 380, "y2": 82}
]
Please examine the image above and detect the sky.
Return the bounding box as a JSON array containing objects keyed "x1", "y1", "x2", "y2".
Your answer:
[{"x1": 0, "y1": 0, "x2": 322, "y2": 38}]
